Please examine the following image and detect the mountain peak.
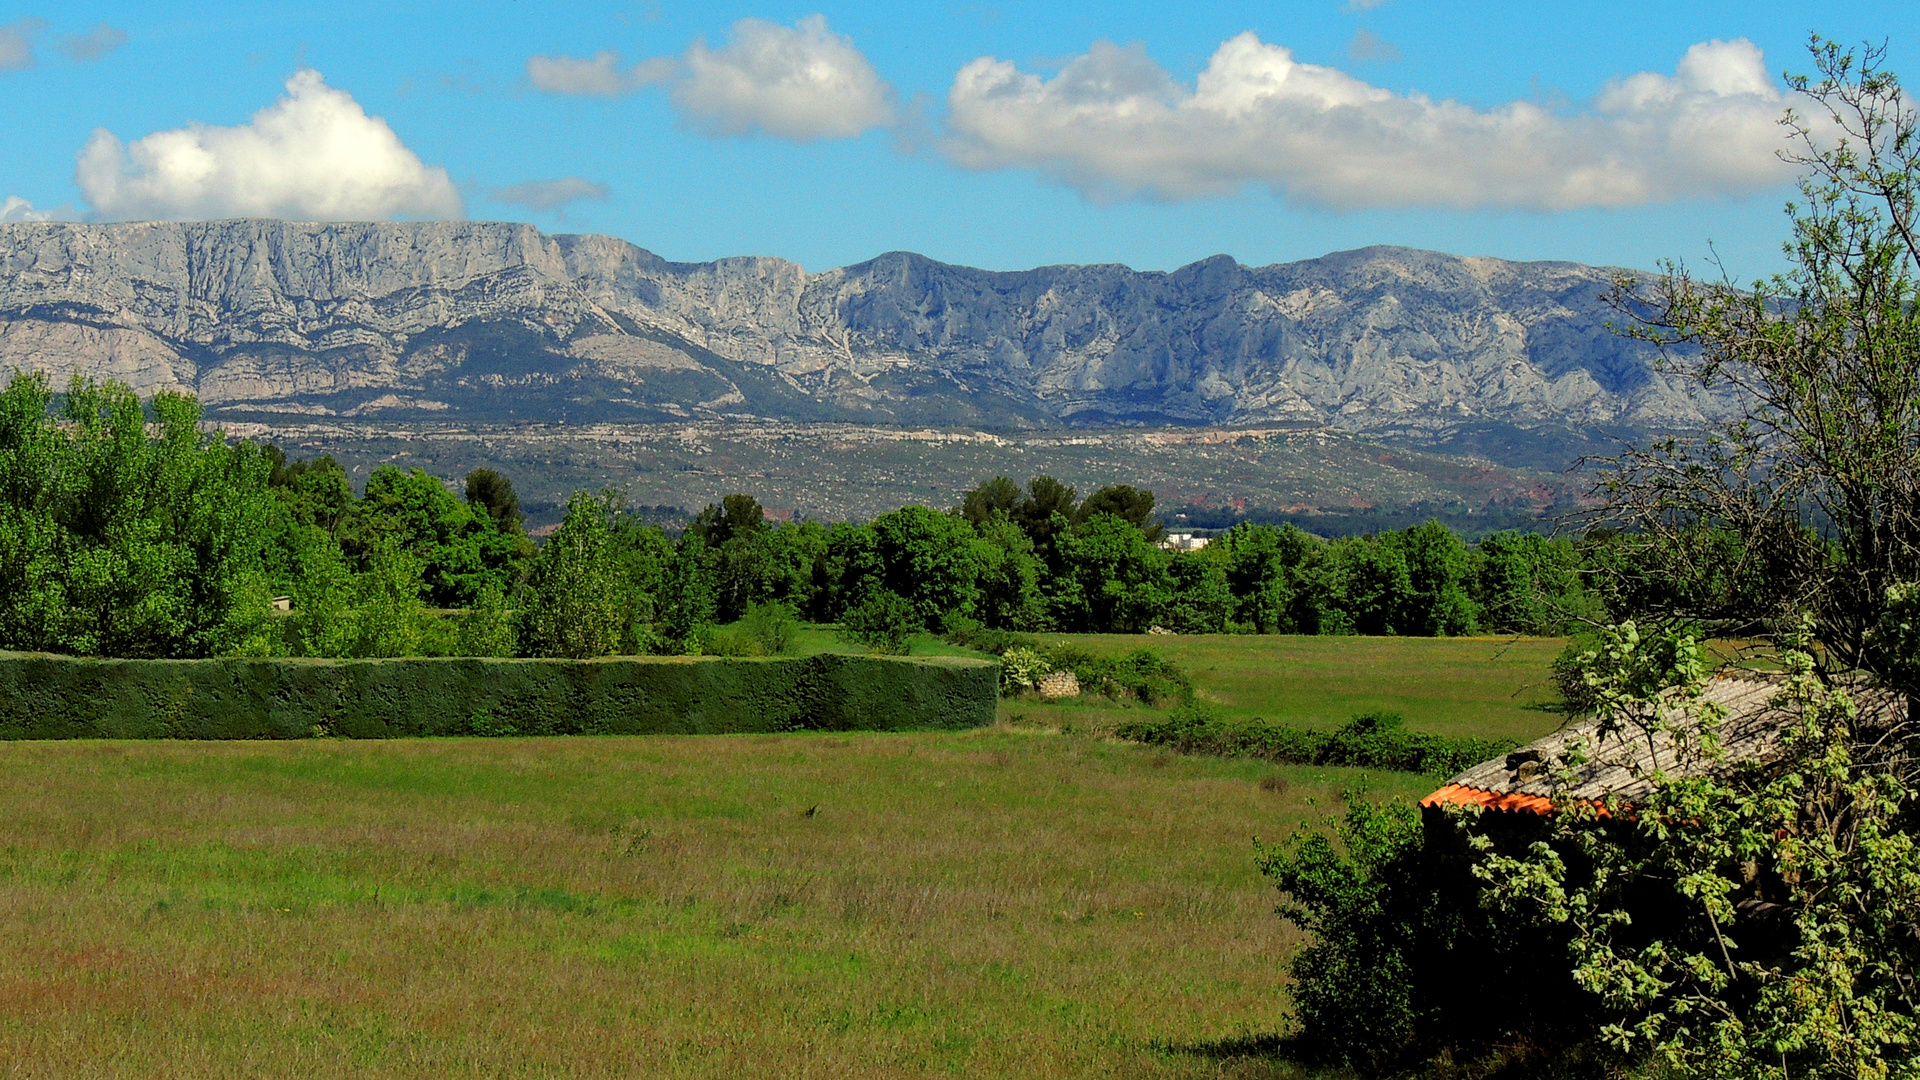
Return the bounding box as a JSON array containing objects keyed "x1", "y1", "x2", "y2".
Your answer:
[{"x1": 0, "y1": 219, "x2": 1725, "y2": 454}]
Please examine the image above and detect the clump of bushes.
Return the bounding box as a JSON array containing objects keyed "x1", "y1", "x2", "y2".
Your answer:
[
  {"x1": 1116, "y1": 704, "x2": 1515, "y2": 777},
  {"x1": 836, "y1": 591, "x2": 920, "y2": 655},
  {"x1": 998, "y1": 646, "x2": 1052, "y2": 693},
  {"x1": 701, "y1": 601, "x2": 802, "y2": 657},
  {"x1": 942, "y1": 617, "x2": 1037, "y2": 657},
  {"x1": 990, "y1": 641, "x2": 1194, "y2": 705}
]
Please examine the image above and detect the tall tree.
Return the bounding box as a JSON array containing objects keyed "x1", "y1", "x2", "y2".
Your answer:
[
  {"x1": 1077, "y1": 483, "x2": 1164, "y2": 542},
  {"x1": 518, "y1": 492, "x2": 625, "y2": 659},
  {"x1": 960, "y1": 475, "x2": 1022, "y2": 526},
  {"x1": 1604, "y1": 39, "x2": 1920, "y2": 689},
  {"x1": 464, "y1": 467, "x2": 524, "y2": 533}
]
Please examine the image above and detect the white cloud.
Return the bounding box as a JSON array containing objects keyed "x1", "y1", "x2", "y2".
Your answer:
[
  {"x1": 0, "y1": 17, "x2": 46, "y2": 72},
  {"x1": 2, "y1": 195, "x2": 68, "y2": 222},
  {"x1": 944, "y1": 35, "x2": 1796, "y2": 210},
  {"x1": 675, "y1": 15, "x2": 895, "y2": 139},
  {"x1": 527, "y1": 50, "x2": 672, "y2": 96},
  {"x1": 529, "y1": 15, "x2": 895, "y2": 141},
  {"x1": 494, "y1": 177, "x2": 610, "y2": 211},
  {"x1": 75, "y1": 69, "x2": 464, "y2": 222},
  {"x1": 58, "y1": 23, "x2": 127, "y2": 62}
]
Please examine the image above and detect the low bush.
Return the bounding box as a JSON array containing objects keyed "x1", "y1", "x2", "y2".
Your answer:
[
  {"x1": 941, "y1": 617, "x2": 1038, "y2": 657},
  {"x1": 697, "y1": 624, "x2": 765, "y2": 657},
  {"x1": 737, "y1": 601, "x2": 801, "y2": 655},
  {"x1": 837, "y1": 591, "x2": 920, "y2": 655},
  {"x1": 1060, "y1": 647, "x2": 1193, "y2": 704},
  {"x1": 1115, "y1": 704, "x2": 1514, "y2": 776}
]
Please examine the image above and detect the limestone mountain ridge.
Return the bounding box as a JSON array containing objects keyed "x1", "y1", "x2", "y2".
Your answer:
[{"x1": 0, "y1": 219, "x2": 1723, "y2": 466}]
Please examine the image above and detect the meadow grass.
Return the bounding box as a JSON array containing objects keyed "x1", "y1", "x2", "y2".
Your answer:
[
  {"x1": 0, "y1": 728, "x2": 1431, "y2": 1079},
  {"x1": 781, "y1": 625, "x2": 1568, "y2": 743},
  {"x1": 1003, "y1": 634, "x2": 1570, "y2": 744}
]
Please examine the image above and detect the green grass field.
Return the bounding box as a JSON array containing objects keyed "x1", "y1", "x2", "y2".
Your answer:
[
  {"x1": 783, "y1": 626, "x2": 1569, "y2": 744},
  {"x1": 0, "y1": 731, "x2": 1432, "y2": 1078},
  {"x1": 0, "y1": 634, "x2": 1569, "y2": 1078},
  {"x1": 1002, "y1": 634, "x2": 1569, "y2": 744}
]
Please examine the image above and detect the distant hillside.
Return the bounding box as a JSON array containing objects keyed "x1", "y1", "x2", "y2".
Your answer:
[{"x1": 0, "y1": 220, "x2": 1724, "y2": 468}]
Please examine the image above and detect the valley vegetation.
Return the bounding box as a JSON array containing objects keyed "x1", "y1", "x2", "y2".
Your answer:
[{"x1": 0, "y1": 366, "x2": 1771, "y2": 663}]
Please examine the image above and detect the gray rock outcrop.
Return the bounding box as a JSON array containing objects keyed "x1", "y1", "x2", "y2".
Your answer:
[{"x1": 0, "y1": 219, "x2": 1722, "y2": 458}]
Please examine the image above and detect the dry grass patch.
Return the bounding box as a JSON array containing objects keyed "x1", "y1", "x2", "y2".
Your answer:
[{"x1": 0, "y1": 731, "x2": 1428, "y2": 1079}]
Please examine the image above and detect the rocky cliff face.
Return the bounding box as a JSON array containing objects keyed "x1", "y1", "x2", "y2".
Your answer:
[{"x1": 0, "y1": 219, "x2": 1721, "y2": 456}]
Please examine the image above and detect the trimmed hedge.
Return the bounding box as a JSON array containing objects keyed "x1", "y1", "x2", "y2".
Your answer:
[
  {"x1": 0, "y1": 651, "x2": 998, "y2": 740},
  {"x1": 1115, "y1": 707, "x2": 1516, "y2": 777}
]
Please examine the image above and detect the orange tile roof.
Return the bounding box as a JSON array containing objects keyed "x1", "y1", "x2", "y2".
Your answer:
[{"x1": 1420, "y1": 783, "x2": 1555, "y2": 815}]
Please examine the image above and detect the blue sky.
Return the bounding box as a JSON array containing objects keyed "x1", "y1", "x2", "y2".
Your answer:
[{"x1": 2, "y1": 1, "x2": 1914, "y2": 279}]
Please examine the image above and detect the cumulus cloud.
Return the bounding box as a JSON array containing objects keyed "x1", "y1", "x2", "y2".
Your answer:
[
  {"x1": 675, "y1": 15, "x2": 895, "y2": 139},
  {"x1": 528, "y1": 15, "x2": 895, "y2": 141},
  {"x1": 75, "y1": 69, "x2": 464, "y2": 221},
  {"x1": 58, "y1": 23, "x2": 127, "y2": 62},
  {"x1": 493, "y1": 177, "x2": 610, "y2": 211},
  {"x1": 527, "y1": 50, "x2": 672, "y2": 96},
  {"x1": 2, "y1": 195, "x2": 69, "y2": 222},
  {"x1": 0, "y1": 17, "x2": 46, "y2": 71},
  {"x1": 943, "y1": 35, "x2": 1796, "y2": 210}
]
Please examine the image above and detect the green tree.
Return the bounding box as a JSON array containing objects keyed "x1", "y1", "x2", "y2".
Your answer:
[
  {"x1": 1327, "y1": 538, "x2": 1411, "y2": 636},
  {"x1": 751, "y1": 519, "x2": 829, "y2": 617},
  {"x1": 1163, "y1": 551, "x2": 1232, "y2": 633},
  {"x1": 347, "y1": 536, "x2": 429, "y2": 658},
  {"x1": 288, "y1": 526, "x2": 356, "y2": 657},
  {"x1": 26, "y1": 378, "x2": 280, "y2": 658},
  {"x1": 0, "y1": 373, "x2": 71, "y2": 652},
  {"x1": 518, "y1": 492, "x2": 625, "y2": 659},
  {"x1": 837, "y1": 589, "x2": 919, "y2": 655},
  {"x1": 1060, "y1": 514, "x2": 1171, "y2": 632},
  {"x1": 1604, "y1": 40, "x2": 1920, "y2": 684},
  {"x1": 1077, "y1": 483, "x2": 1164, "y2": 542},
  {"x1": 972, "y1": 512, "x2": 1047, "y2": 630},
  {"x1": 1014, "y1": 475, "x2": 1079, "y2": 578},
  {"x1": 456, "y1": 579, "x2": 518, "y2": 657},
  {"x1": 690, "y1": 493, "x2": 766, "y2": 547},
  {"x1": 1474, "y1": 531, "x2": 1595, "y2": 635},
  {"x1": 654, "y1": 532, "x2": 717, "y2": 653},
  {"x1": 867, "y1": 505, "x2": 985, "y2": 632},
  {"x1": 1216, "y1": 522, "x2": 1321, "y2": 633},
  {"x1": 345, "y1": 465, "x2": 525, "y2": 608},
  {"x1": 464, "y1": 467, "x2": 524, "y2": 533},
  {"x1": 960, "y1": 475, "x2": 1022, "y2": 526},
  {"x1": 1384, "y1": 520, "x2": 1477, "y2": 636}
]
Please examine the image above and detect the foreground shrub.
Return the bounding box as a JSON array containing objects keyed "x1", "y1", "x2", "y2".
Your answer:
[
  {"x1": 1476, "y1": 623, "x2": 1920, "y2": 1080},
  {"x1": 1257, "y1": 795, "x2": 1586, "y2": 1073},
  {"x1": 1028, "y1": 644, "x2": 1193, "y2": 704},
  {"x1": 998, "y1": 646, "x2": 1050, "y2": 693}
]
